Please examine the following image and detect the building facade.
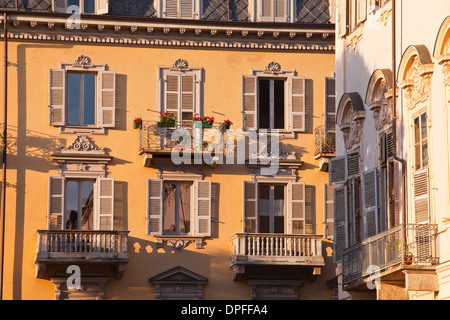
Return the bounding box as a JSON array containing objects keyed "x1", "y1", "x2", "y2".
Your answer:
[
  {"x1": 0, "y1": 0, "x2": 336, "y2": 299},
  {"x1": 332, "y1": 0, "x2": 450, "y2": 300}
]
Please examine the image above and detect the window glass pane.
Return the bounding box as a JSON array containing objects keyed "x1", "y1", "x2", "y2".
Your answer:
[
  {"x1": 164, "y1": 183, "x2": 177, "y2": 234},
  {"x1": 83, "y1": 73, "x2": 96, "y2": 125},
  {"x1": 414, "y1": 116, "x2": 420, "y2": 144},
  {"x1": 415, "y1": 144, "x2": 421, "y2": 171},
  {"x1": 422, "y1": 140, "x2": 428, "y2": 168},
  {"x1": 262, "y1": 0, "x2": 272, "y2": 17},
  {"x1": 258, "y1": 184, "x2": 270, "y2": 233},
  {"x1": 275, "y1": 0, "x2": 285, "y2": 18},
  {"x1": 68, "y1": 0, "x2": 80, "y2": 8},
  {"x1": 292, "y1": 220, "x2": 303, "y2": 234},
  {"x1": 273, "y1": 185, "x2": 284, "y2": 233},
  {"x1": 421, "y1": 113, "x2": 427, "y2": 140},
  {"x1": 68, "y1": 73, "x2": 81, "y2": 126},
  {"x1": 178, "y1": 183, "x2": 191, "y2": 234},
  {"x1": 84, "y1": 0, "x2": 95, "y2": 13},
  {"x1": 274, "y1": 80, "x2": 285, "y2": 129},
  {"x1": 65, "y1": 180, "x2": 79, "y2": 230},
  {"x1": 81, "y1": 181, "x2": 94, "y2": 230},
  {"x1": 258, "y1": 79, "x2": 270, "y2": 129}
]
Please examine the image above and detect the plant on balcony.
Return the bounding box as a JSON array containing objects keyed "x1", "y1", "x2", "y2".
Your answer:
[
  {"x1": 394, "y1": 241, "x2": 413, "y2": 265},
  {"x1": 157, "y1": 112, "x2": 176, "y2": 127},
  {"x1": 321, "y1": 134, "x2": 336, "y2": 153},
  {"x1": 193, "y1": 115, "x2": 214, "y2": 128},
  {"x1": 202, "y1": 141, "x2": 209, "y2": 151},
  {"x1": 133, "y1": 116, "x2": 143, "y2": 129},
  {"x1": 223, "y1": 119, "x2": 233, "y2": 129}
]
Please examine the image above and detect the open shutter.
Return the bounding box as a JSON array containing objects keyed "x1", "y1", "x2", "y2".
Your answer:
[
  {"x1": 413, "y1": 170, "x2": 429, "y2": 223},
  {"x1": 324, "y1": 184, "x2": 336, "y2": 240},
  {"x1": 290, "y1": 77, "x2": 306, "y2": 132},
  {"x1": 196, "y1": 180, "x2": 211, "y2": 236},
  {"x1": 274, "y1": 0, "x2": 287, "y2": 21},
  {"x1": 334, "y1": 186, "x2": 347, "y2": 262},
  {"x1": 165, "y1": 0, "x2": 179, "y2": 18},
  {"x1": 363, "y1": 169, "x2": 378, "y2": 239},
  {"x1": 181, "y1": 74, "x2": 194, "y2": 121},
  {"x1": 387, "y1": 159, "x2": 401, "y2": 228},
  {"x1": 329, "y1": 155, "x2": 347, "y2": 185},
  {"x1": 260, "y1": 0, "x2": 273, "y2": 21},
  {"x1": 180, "y1": 0, "x2": 194, "y2": 18},
  {"x1": 346, "y1": 151, "x2": 360, "y2": 178},
  {"x1": 99, "y1": 71, "x2": 116, "y2": 128},
  {"x1": 356, "y1": 0, "x2": 367, "y2": 23},
  {"x1": 97, "y1": 0, "x2": 109, "y2": 14},
  {"x1": 325, "y1": 77, "x2": 336, "y2": 132},
  {"x1": 243, "y1": 181, "x2": 257, "y2": 233},
  {"x1": 97, "y1": 178, "x2": 114, "y2": 230},
  {"x1": 49, "y1": 69, "x2": 66, "y2": 126},
  {"x1": 52, "y1": 0, "x2": 67, "y2": 13},
  {"x1": 48, "y1": 176, "x2": 65, "y2": 230},
  {"x1": 338, "y1": 0, "x2": 348, "y2": 38},
  {"x1": 289, "y1": 182, "x2": 305, "y2": 234},
  {"x1": 242, "y1": 76, "x2": 257, "y2": 130},
  {"x1": 147, "y1": 179, "x2": 163, "y2": 235},
  {"x1": 165, "y1": 74, "x2": 179, "y2": 116}
]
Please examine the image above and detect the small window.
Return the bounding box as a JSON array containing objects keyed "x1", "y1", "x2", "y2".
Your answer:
[
  {"x1": 258, "y1": 79, "x2": 285, "y2": 130},
  {"x1": 258, "y1": 0, "x2": 290, "y2": 22},
  {"x1": 258, "y1": 184, "x2": 285, "y2": 233},
  {"x1": 67, "y1": 72, "x2": 96, "y2": 126},
  {"x1": 163, "y1": 181, "x2": 193, "y2": 235},
  {"x1": 53, "y1": 0, "x2": 109, "y2": 14},
  {"x1": 164, "y1": 0, "x2": 195, "y2": 19},
  {"x1": 413, "y1": 112, "x2": 428, "y2": 171}
]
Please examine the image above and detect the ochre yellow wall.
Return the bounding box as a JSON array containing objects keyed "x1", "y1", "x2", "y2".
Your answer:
[{"x1": 0, "y1": 40, "x2": 335, "y2": 299}]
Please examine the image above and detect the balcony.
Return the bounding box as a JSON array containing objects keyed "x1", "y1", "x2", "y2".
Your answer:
[
  {"x1": 230, "y1": 233, "x2": 324, "y2": 280},
  {"x1": 34, "y1": 230, "x2": 129, "y2": 279},
  {"x1": 314, "y1": 125, "x2": 335, "y2": 171},
  {"x1": 342, "y1": 224, "x2": 439, "y2": 293},
  {"x1": 138, "y1": 121, "x2": 228, "y2": 167}
]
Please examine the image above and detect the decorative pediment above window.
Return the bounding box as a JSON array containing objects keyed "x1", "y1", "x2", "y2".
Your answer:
[
  {"x1": 366, "y1": 69, "x2": 394, "y2": 130},
  {"x1": 337, "y1": 92, "x2": 365, "y2": 151},
  {"x1": 149, "y1": 266, "x2": 208, "y2": 300},
  {"x1": 434, "y1": 16, "x2": 450, "y2": 85},
  {"x1": 170, "y1": 59, "x2": 190, "y2": 71},
  {"x1": 264, "y1": 62, "x2": 282, "y2": 74},
  {"x1": 72, "y1": 55, "x2": 93, "y2": 68},
  {"x1": 52, "y1": 135, "x2": 113, "y2": 178}
]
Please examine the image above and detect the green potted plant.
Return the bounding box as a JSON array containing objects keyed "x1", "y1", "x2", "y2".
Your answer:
[
  {"x1": 223, "y1": 119, "x2": 233, "y2": 130},
  {"x1": 193, "y1": 115, "x2": 214, "y2": 128},
  {"x1": 133, "y1": 116, "x2": 143, "y2": 129},
  {"x1": 202, "y1": 141, "x2": 209, "y2": 151},
  {"x1": 157, "y1": 112, "x2": 176, "y2": 127},
  {"x1": 394, "y1": 241, "x2": 413, "y2": 265}
]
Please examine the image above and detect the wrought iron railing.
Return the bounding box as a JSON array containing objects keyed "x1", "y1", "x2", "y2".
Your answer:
[
  {"x1": 342, "y1": 224, "x2": 438, "y2": 286},
  {"x1": 314, "y1": 125, "x2": 335, "y2": 157}
]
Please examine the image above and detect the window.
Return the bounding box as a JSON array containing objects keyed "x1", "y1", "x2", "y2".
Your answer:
[
  {"x1": 163, "y1": 0, "x2": 196, "y2": 19},
  {"x1": 242, "y1": 67, "x2": 305, "y2": 132},
  {"x1": 259, "y1": 0, "x2": 289, "y2": 22},
  {"x1": 49, "y1": 58, "x2": 116, "y2": 132},
  {"x1": 337, "y1": 0, "x2": 367, "y2": 38},
  {"x1": 243, "y1": 181, "x2": 305, "y2": 234},
  {"x1": 414, "y1": 112, "x2": 428, "y2": 171},
  {"x1": 147, "y1": 179, "x2": 211, "y2": 237},
  {"x1": 52, "y1": 0, "x2": 109, "y2": 14},
  {"x1": 48, "y1": 177, "x2": 114, "y2": 231}
]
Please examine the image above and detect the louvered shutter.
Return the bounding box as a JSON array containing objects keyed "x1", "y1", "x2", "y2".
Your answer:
[
  {"x1": 325, "y1": 77, "x2": 336, "y2": 132},
  {"x1": 413, "y1": 170, "x2": 429, "y2": 223},
  {"x1": 347, "y1": 151, "x2": 360, "y2": 178},
  {"x1": 260, "y1": 0, "x2": 273, "y2": 21},
  {"x1": 52, "y1": 0, "x2": 67, "y2": 13},
  {"x1": 97, "y1": 0, "x2": 109, "y2": 14},
  {"x1": 349, "y1": 178, "x2": 362, "y2": 244},
  {"x1": 196, "y1": 180, "x2": 211, "y2": 236},
  {"x1": 357, "y1": 0, "x2": 367, "y2": 23},
  {"x1": 329, "y1": 155, "x2": 347, "y2": 185},
  {"x1": 49, "y1": 69, "x2": 66, "y2": 126},
  {"x1": 180, "y1": 0, "x2": 194, "y2": 18},
  {"x1": 324, "y1": 184, "x2": 336, "y2": 239},
  {"x1": 165, "y1": 74, "x2": 179, "y2": 116},
  {"x1": 379, "y1": 132, "x2": 387, "y2": 164},
  {"x1": 334, "y1": 186, "x2": 347, "y2": 262},
  {"x1": 338, "y1": 0, "x2": 348, "y2": 38},
  {"x1": 181, "y1": 74, "x2": 194, "y2": 121},
  {"x1": 242, "y1": 76, "x2": 257, "y2": 130},
  {"x1": 290, "y1": 77, "x2": 306, "y2": 132},
  {"x1": 387, "y1": 159, "x2": 401, "y2": 228},
  {"x1": 48, "y1": 176, "x2": 65, "y2": 230},
  {"x1": 165, "y1": 0, "x2": 178, "y2": 18},
  {"x1": 363, "y1": 169, "x2": 378, "y2": 238},
  {"x1": 97, "y1": 178, "x2": 114, "y2": 230},
  {"x1": 275, "y1": 0, "x2": 287, "y2": 21},
  {"x1": 243, "y1": 181, "x2": 257, "y2": 233},
  {"x1": 147, "y1": 179, "x2": 163, "y2": 235},
  {"x1": 99, "y1": 71, "x2": 116, "y2": 128},
  {"x1": 288, "y1": 182, "x2": 305, "y2": 234}
]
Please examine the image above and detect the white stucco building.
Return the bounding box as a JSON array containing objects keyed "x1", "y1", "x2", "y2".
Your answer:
[{"x1": 332, "y1": 0, "x2": 450, "y2": 300}]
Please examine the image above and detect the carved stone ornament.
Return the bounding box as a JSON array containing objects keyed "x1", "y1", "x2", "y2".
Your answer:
[
  {"x1": 59, "y1": 134, "x2": 105, "y2": 154},
  {"x1": 403, "y1": 56, "x2": 433, "y2": 106},
  {"x1": 264, "y1": 61, "x2": 281, "y2": 74},
  {"x1": 171, "y1": 59, "x2": 189, "y2": 71},
  {"x1": 340, "y1": 109, "x2": 365, "y2": 151},
  {"x1": 72, "y1": 55, "x2": 92, "y2": 68}
]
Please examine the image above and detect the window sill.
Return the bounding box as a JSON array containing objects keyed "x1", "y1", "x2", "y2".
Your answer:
[
  {"x1": 59, "y1": 126, "x2": 106, "y2": 135},
  {"x1": 155, "y1": 235, "x2": 206, "y2": 250}
]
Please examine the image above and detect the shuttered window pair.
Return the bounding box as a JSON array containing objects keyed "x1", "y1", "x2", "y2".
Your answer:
[
  {"x1": 49, "y1": 69, "x2": 116, "y2": 128},
  {"x1": 241, "y1": 75, "x2": 305, "y2": 132},
  {"x1": 164, "y1": 0, "x2": 195, "y2": 19},
  {"x1": 337, "y1": 0, "x2": 367, "y2": 38},
  {"x1": 243, "y1": 181, "x2": 306, "y2": 234},
  {"x1": 48, "y1": 177, "x2": 114, "y2": 231},
  {"x1": 147, "y1": 179, "x2": 211, "y2": 237},
  {"x1": 52, "y1": 0, "x2": 109, "y2": 14},
  {"x1": 259, "y1": 0, "x2": 289, "y2": 22}
]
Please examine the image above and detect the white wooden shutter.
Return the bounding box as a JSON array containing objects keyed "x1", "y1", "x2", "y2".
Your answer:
[
  {"x1": 48, "y1": 176, "x2": 65, "y2": 230},
  {"x1": 329, "y1": 155, "x2": 347, "y2": 185},
  {"x1": 346, "y1": 151, "x2": 360, "y2": 178},
  {"x1": 413, "y1": 170, "x2": 429, "y2": 223},
  {"x1": 387, "y1": 159, "x2": 401, "y2": 228},
  {"x1": 180, "y1": 0, "x2": 194, "y2": 18},
  {"x1": 242, "y1": 76, "x2": 257, "y2": 130},
  {"x1": 99, "y1": 71, "x2": 116, "y2": 128},
  {"x1": 243, "y1": 181, "x2": 258, "y2": 233},
  {"x1": 52, "y1": 0, "x2": 67, "y2": 13},
  {"x1": 181, "y1": 74, "x2": 194, "y2": 120},
  {"x1": 275, "y1": 0, "x2": 287, "y2": 21},
  {"x1": 290, "y1": 77, "x2": 306, "y2": 132},
  {"x1": 260, "y1": 0, "x2": 273, "y2": 21},
  {"x1": 324, "y1": 184, "x2": 336, "y2": 240},
  {"x1": 165, "y1": 0, "x2": 179, "y2": 18},
  {"x1": 363, "y1": 169, "x2": 378, "y2": 238},
  {"x1": 49, "y1": 69, "x2": 66, "y2": 126},
  {"x1": 334, "y1": 186, "x2": 347, "y2": 262},
  {"x1": 97, "y1": 0, "x2": 109, "y2": 14},
  {"x1": 289, "y1": 182, "x2": 305, "y2": 234},
  {"x1": 196, "y1": 180, "x2": 211, "y2": 236},
  {"x1": 97, "y1": 178, "x2": 114, "y2": 230},
  {"x1": 325, "y1": 77, "x2": 336, "y2": 132},
  {"x1": 338, "y1": 0, "x2": 348, "y2": 38},
  {"x1": 147, "y1": 179, "x2": 163, "y2": 235},
  {"x1": 165, "y1": 73, "x2": 179, "y2": 115},
  {"x1": 357, "y1": 0, "x2": 367, "y2": 23}
]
